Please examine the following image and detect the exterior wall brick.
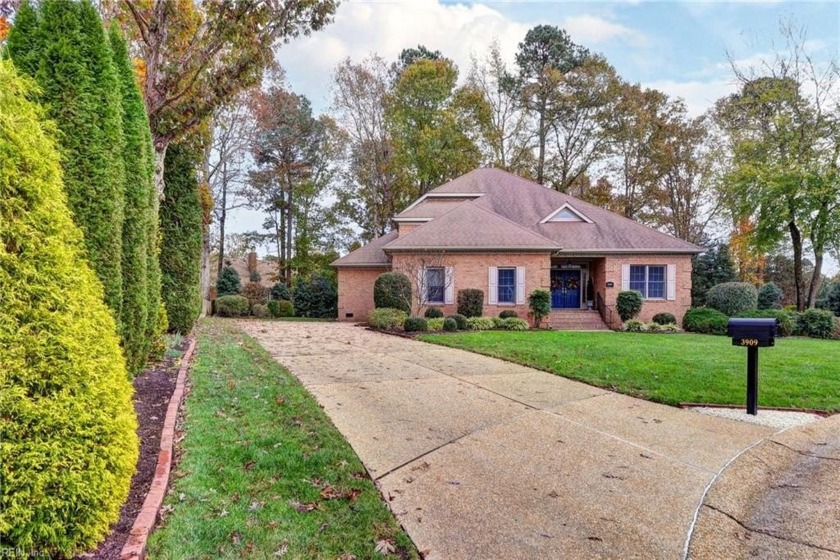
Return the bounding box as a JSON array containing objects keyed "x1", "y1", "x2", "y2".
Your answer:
[
  {"x1": 596, "y1": 254, "x2": 694, "y2": 328},
  {"x1": 390, "y1": 252, "x2": 552, "y2": 321},
  {"x1": 337, "y1": 267, "x2": 389, "y2": 321}
]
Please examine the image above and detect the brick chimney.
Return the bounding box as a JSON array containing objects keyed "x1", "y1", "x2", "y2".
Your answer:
[{"x1": 247, "y1": 251, "x2": 257, "y2": 274}]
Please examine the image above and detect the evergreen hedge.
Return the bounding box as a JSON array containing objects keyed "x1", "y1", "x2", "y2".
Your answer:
[
  {"x1": 0, "y1": 60, "x2": 138, "y2": 556},
  {"x1": 8, "y1": 0, "x2": 127, "y2": 324},
  {"x1": 706, "y1": 282, "x2": 757, "y2": 317},
  {"x1": 373, "y1": 272, "x2": 412, "y2": 314},
  {"x1": 159, "y1": 143, "x2": 203, "y2": 334},
  {"x1": 293, "y1": 274, "x2": 338, "y2": 318}
]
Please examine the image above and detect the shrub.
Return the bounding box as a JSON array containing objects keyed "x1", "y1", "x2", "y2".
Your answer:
[
  {"x1": 796, "y1": 308, "x2": 834, "y2": 339},
  {"x1": 705, "y1": 282, "x2": 757, "y2": 317},
  {"x1": 682, "y1": 307, "x2": 728, "y2": 335},
  {"x1": 147, "y1": 303, "x2": 169, "y2": 362},
  {"x1": 293, "y1": 274, "x2": 338, "y2": 318},
  {"x1": 834, "y1": 317, "x2": 840, "y2": 340},
  {"x1": 498, "y1": 317, "x2": 529, "y2": 331},
  {"x1": 818, "y1": 282, "x2": 840, "y2": 317},
  {"x1": 249, "y1": 270, "x2": 262, "y2": 283},
  {"x1": 651, "y1": 312, "x2": 676, "y2": 325},
  {"x1": 466, "y1": 317, "x2": 496, "y2": 330},
  {"x1": 757, "y1": 283, "x2": 783, "y2": 310},
  {"x1": 529, "y1": 289, "x2": 551, "y2": 328},
  {"x1": 443, "y1": 317, "x2": 458, "y2": 332},
  {"x1": 268, "y1": 299, "x2": 295, "y2": 318},
  {"x1": 457, "y1": 289, "x2": 484, "y2": 317},
  {"x1": 373, "y1": 272, "x2": 412, "y2": 314},
  {"x1": 403, "y1": 316, "x2": 428, "y2": 332},
  {"x1": 425, "y1": 306, "x2": 444, "y2": 318},
  {"x1": 447, "y1": 314, "x2": 468, "y2": 330},
  {"x1": 217, "y1": 266, "x2": 242, "y2": 297},
  {"x1": 624, "y1": 319, "x2": 645, "y2": 332},
  {"x1": 733, "y1": 309, "x2": 794, "y2": 337},
  {"x1": 241, "y1": 281, "x2": 269, "y2": 308},
  {"x1": 368, "y1": 308, "x2": 407, "y2": 330},
  {"x1": 0, "y1": 59, "x2": 138, "y2": 556},
  {"x1": 160, "y1": 143, "x2": 203, "y2": 334},
  {"x1": 251, "y1": 303, "x2": 270, "y2": 318},
  {"x1": 215, "y1": 295, "x2": 250, "y2": 317},
  {"x1": 270, "y1": 281, "x2": 291, "y2": 301},
  {"x1": 616, "y1": 291, "x2": 643, "y2": 322},
  {"x1": 499, "y1": 309, "x2": 519, "y2": 319},
  {"x1": 427, "y1": 318, "x2": 445, "y2": 331}
]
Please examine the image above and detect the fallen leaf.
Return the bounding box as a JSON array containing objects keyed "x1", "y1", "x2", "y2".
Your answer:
[
  {"x1": 267, "y1": 521, "x2": 278, "y2": 529},
  {"x1": 249, "y1": 501, "x2": 262, "y2": 511},
  {"x1": 548, "y1": 490, "x2": 559, "y2": 498},
  {"x1": 231, "y1": 533, "x2": 241, "y2": 545},
  {"x1": 219, "y1": 508, "x2": 229, "y2": 517},
  {"x1": 244, "y1": 460, "x2": 256, "y2": 470},
  {"x1": 374, "y1": 539, "x2": 395, "y2": 554},
  {"x1": 289, "y1": 500, "x2": 319, "y2": 513},
  {"x1": 273, "y1": 542, "x2": 288, "y2": 557},
  {"x1": 320, "y1": 485, "x2": 344, "y2": 500}
]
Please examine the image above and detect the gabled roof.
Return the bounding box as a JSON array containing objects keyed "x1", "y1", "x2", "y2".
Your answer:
[
  {"x1": 385, "y1": 203, "x2": 559, "y2": 252},
  {"x1": 333, "y1": 168, "x2": 704, "y2": 267}
]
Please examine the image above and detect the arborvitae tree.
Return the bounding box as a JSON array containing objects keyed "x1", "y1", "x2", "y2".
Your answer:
[
  {"x1": 0, "y1": 59, "x2": 138, "y2": 557},
  {"x1": 160, "y1": 142, "x2": 203, "y2": 334},
  {"x1": 110, "y1": 25, "x2": 155, "y2": 374},
  {"x1": 217, "y1": 265, "x2": 242, "y2": 297},
  {"x1": 6, "y1": 0, "x2": 126, "y2": 326}
]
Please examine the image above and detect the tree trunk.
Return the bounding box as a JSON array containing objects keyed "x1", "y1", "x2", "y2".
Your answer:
[
  {"x1": 285, "y1": 182, "x2": 293, "y2": 283},
  {"x1": 808, "y1": 250, "x2": 823, "y2": 309},
  {"x1": 153, "y1": 140, "x2": 169, "y2": 200},
  {"x1": 537, "y1": 99, "x2": 546, "y2": 185},
  {"x1": 200, "y1": 227, "x2": 212, "y2": 317},
  {"x1": 217, "y1": 163, "x2": 228, "y2": 278},
  {"x1": 789, "y1": 220, "x2": 804, "y2": 311}
]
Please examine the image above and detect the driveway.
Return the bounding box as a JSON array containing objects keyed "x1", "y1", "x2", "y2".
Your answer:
[{"x1": 237, "y1": 321, "x2": 827, "y2": 559}]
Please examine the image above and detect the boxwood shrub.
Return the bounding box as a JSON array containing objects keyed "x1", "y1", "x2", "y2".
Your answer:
[
  {"x1": 616, "y1": 291, "x2": 643, "y2": 322},
  {"x1": 796, "y1": 308, "x2": 834, "y2": 339},
  {"x1": 705, "y1": 282, "x2": 757, "y2": 317},
  {"x1": 651, "y1": 312, "x2": 676, "y2": 325},
  {"x1": 682, "y1": 307, "x2": 728, "y2": 335},
  {"x1": 443, "y1": 317, "x2": 458, "y2": 331},
  {"x1": 447, "y1": 313, "x2": 468, "y2": 330},
  {"x1": 457, "y1": 289, "x2": 484, "y2": 317},
  {"x1": 733, "y1": 309, "x2": 793, "y2": 337},
  {"x1": 268, "y1": 299, "x2": 295, "y2": 318},
  {"x1": 427, "y1": 318, "x2": 445, "y2": 331},
  {"x1": 0, "y1": 59, "x2": 138, "y2": 556},
  {"x1": 403, "y1": 316, "x2": 428, "y2": 332},
  {"x1": 373, "y1": 272, "x2": 412, "y2": 314},
  {"x1": 424, "y1": 306, "x2": 444, "y2": 318},
  {"x1": 499, "y1": 309, "x2": 519, "y2": 319},
  {"x1": 216, "y1": 295, "x2": 250, "y2": 317},
  {"x1": 368, "y1": 308, "x2": 407, "y2": 330},
  {"x1": 251, "y1": 303, "x2": 270, "y2": 318}
]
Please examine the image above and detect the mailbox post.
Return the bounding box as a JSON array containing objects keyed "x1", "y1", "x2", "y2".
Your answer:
[{"x1": 727, "y1": 318, "x2": 778, "y2": 415}]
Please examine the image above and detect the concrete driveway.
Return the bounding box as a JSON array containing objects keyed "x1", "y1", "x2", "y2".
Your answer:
[{"x1": 237, "y1": 321, "x2": 824, "y2": 559}]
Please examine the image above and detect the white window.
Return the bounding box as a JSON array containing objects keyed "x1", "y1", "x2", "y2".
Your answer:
[
  {"x1": 621, "y1": 264, "x2": 676, "y2": 300},
  {"x1": 488, "y1": 266, "x2": 526, "y2": 305}
]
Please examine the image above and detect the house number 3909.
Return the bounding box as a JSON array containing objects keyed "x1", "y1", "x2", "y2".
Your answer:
[{"x1": 739, "y1": 338, "x2": 759, "y2": 347}]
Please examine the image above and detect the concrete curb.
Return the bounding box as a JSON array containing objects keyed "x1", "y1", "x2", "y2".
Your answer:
[{"x1": 120, "y1": 336, "x2": 197, "y2": 560}]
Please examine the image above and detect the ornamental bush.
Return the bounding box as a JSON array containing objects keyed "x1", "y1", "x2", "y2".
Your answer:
[
  {"x1": 424, "y1": 306, "x2": 444, "y2": 318},
  {"x1": 373, "y1": 272, "x2": 412, "y2": 314},
  {"x1": 624, "y1": 319, "x2": 645, "y2": 332},
  {"x1": 368, "y1": 308, "x2": 407, "y2": 330},
  {"x1": 427, "y1": 318, "x2": 445, "y2": 331},
  {"x1": 251, "y1": 303, "x2": 270, "y2": 318},
  {"x1": 293, "y1": 274, "x2": 338, "y2": 318},
  {"x1": 267, "y1": 299, "x2": 295, "y2": 318},
  {"x1": 241, "y1": 281, "x2": 269, "y2": 309},
  {"x1": 705, "y1": 282, "x2": 757, "y2": 317},
  {"x1": 270, "y1": 281, "x2": 291, "y2": 301},
  {"x1": 757, "y1": 283, "x2": 783, "y2": 310},
  {"x1": 616, "y1": 291, "x2": 643, "y2": 322},
  {"x1": 466, "y1": 317, "x2": 496, "y2": 330},
  {"x1": 217, "y1": 266, "x2": 242, "y2": 297},
  {"x1": 499, "y1": 309, "x2": 519, "y2": 319},
  {"x1": 403, "y1": 316, "x2": 428, "y2": 332},
  {"x1": 215, "y1": 295, "x2": 250, "y2": 317},
  {"x1": 0, "y1": 60, "x2": 138, "y2": 556},
  {"x1": 529, "y1": 289, "x2": 551, "y2": 328},
  {"x1": 447, "y1": 313, "x2": 468, "y2": 330},
  {"x1": 498, "y1": 317, "x2": 529, "y2": 331},
  {"x1": 796, "y1": 309, "x2": 834, "y2": 339},
  {"x1": 160, "y1": 143, "x2": 203, "y2": 334},
  {"x1": 733, "y1": 309, "x2": 794, "y2": 337},
  {"x1": 682, "y1": 307, "x2": 728, "y2": 335},
  {"x1": 443, "y1": 317, "x2": 458, "y2": 331},
  {"x1": 651, "y1": 312, "x2": 676, "y2": 325},
  {"x1": 457, "y1": 289, "x2": 484, "y2": 317},
  {"x1": 817, "y1": 282, "x2": 840, "y2": 317}
]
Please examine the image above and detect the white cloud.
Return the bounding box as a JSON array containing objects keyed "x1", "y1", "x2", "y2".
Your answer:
[
  {"x1": 561, "y1": 14, "x2": 648, "y2": 47},
  {"x1": 644, "y1": 78, "x2": 737, "y2": 116}
]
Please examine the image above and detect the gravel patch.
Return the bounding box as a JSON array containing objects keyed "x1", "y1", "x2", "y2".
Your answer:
[{"x1": 691, "y1": 407, "x2": 822, "y2": 430}]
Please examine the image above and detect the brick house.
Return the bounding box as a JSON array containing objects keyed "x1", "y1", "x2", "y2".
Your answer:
[{"x1": 332, "y1": 168, "x2": 703, "y2": 329}]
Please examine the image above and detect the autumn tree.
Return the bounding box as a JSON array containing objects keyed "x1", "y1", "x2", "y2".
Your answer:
[{"x1": 119, "y1": 0, "x2": 337, "y2": 196}]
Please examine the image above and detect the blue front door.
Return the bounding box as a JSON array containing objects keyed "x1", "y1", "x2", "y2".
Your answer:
[{"x1": 551, "y1": 270, "x2": 581, "y2": 309}]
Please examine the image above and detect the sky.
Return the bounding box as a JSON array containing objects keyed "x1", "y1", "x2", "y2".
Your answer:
[{"x1": 228, "y1": 0, "x2": 840, "y2": 272}]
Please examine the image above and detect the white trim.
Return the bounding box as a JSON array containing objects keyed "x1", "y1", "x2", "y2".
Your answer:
[
  {"x1": 444, "y1": 267, "x2": 454, "y2": 304},
  {"x1": 539, "y1": 203, "x2": 594, "y2": 224},
  {"x1": 621, "y1": 264, "x2": 630, "y2": 291},
  {"x1": 515, "y1": 267, "x2": 526, "y2": 304},
  {"x1": 488, "y1": 267, "x2": 498, "y2": 305},
  {"x1": 667, "y1": 264, "x2": 676, "y2": 301},
  {"x1": 393, "y1": 217, "x2": 433, "y2": 223},
  {"x1": 398, "y1": 192, "x2": 484, "y2": 214}
]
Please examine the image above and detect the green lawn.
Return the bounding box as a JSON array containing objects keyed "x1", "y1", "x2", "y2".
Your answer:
[
  {"x1": 147, "y1": 319, "x2": 416, "y2": 559},
  {"x1": 418, "y1": 331, "x2": 840, "y2": 412}
]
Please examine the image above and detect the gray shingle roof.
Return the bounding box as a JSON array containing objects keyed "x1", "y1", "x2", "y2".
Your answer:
[{"x1": 331, "y1": 230, "x2": 396, "y2": 267}]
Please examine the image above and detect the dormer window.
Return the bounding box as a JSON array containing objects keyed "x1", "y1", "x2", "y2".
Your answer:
[{"x1": 540, "y1": 203, "x2": 593, "y2": 224}]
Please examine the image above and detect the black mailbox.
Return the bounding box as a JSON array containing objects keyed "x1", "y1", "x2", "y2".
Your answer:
[{"x1": 727, "y1": 318, "x2": 777, "y2": 348}]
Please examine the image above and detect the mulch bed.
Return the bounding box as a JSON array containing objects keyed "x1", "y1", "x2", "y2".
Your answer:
[{"x1": 75, "y1": 339, "x2": 188, "y2": 560}]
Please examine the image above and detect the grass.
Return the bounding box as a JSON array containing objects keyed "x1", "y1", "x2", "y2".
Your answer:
[
  {"x1": 418, "y1": 330, "x2": 840, "y2": 412},
  {"x1": 146, "y1": 319, "x2": 417, "y2": 560}
]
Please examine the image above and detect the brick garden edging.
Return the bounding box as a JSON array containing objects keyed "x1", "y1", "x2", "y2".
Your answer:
[{"x1": 120, "y1": 336, "x2": 197, "y2": 560}]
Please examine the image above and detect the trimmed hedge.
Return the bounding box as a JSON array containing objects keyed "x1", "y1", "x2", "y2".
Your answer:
[
  {"x1": 373, "y1": 272, "x2": 412, "y2": 314},
  {"x1": 447, "y1": 313, "x2": 468, "y2": 330},
  {"x1": 682, "y1": 307, "x2": 728, "y2": 335},
  {"x1": 499, "y1": 309, "x2": 519, "y2": 319},
  {"x1": 403, "y1": 316, "x2": 428, "y2": 332},
  {"x1": 457, "y1": 289, "x2": 484, "y2": 317},
  {"x1": 796, "y1": 308, "x2": 834, "y2": 339},
  {"x1": 733, "y1": 309, "x2": 794, "y2": 337},
  {"x1": 498, "y1": 317, "x2": 528, "y2": 331},
  {"x1": 424, "y1": 306, "x2": 444, "y2": 318},
  {"x1": 651, "y1": 312, "x2": 676, "y2": 325},
  {"x1": 267, "y1": 299, "x2": 295, "y2": 318},
  {"x1": 466, "y1": 317, "x2": 496, "y2": 330},
  {"x1": 251, "y1": 303, "x2": 270, "y2": 318},
  {"x1": 160, "y1": 143, "x2": 203, "y2": 334},
  {"x1": 443, "y1": 317, "x2": 458, "y2": 331},
  {"x1": 0, "y1": 60, "x2": 138, "y2": 556},
  {"x1": 215, "y1": 295, "x2": 250, "y2": 317},
  {"x1": 706, "y1": 282, "x2": 757, "y2": 317},
  {"x1": 757, "y1": 283, "x2": 783, "y2": 310},
  {"x1": 427, "y1": 318, "x2": 445, "y2": 331},
  {"x1": 217, "y1": 266, "x2": 241, "y2": 297},
  {"x1": 616, "y1": 291, "x2": 643, "y2": 322},
  {"x1": 368, "y1": 308, "x2": 407, "y2": 330}
]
